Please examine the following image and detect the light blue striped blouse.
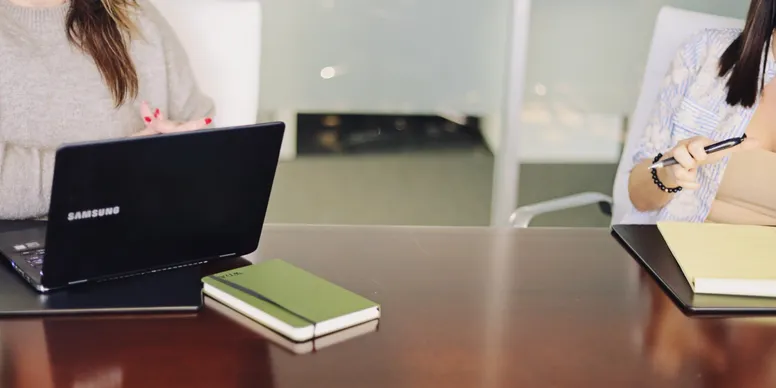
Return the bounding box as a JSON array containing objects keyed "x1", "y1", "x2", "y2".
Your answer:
[{"x1": 623, "y1": 28, "x2": 776, "y2": 224}]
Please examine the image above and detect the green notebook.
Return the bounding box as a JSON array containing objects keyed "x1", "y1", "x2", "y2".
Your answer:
[{"x1": 202, "y1": 259, "x2": 381, "y2": 342}]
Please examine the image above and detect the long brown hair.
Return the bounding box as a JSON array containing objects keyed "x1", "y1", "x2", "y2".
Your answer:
[
  {"x1": 65, "y1": 0, "x2": 139, "y2": 107},
  {"x1": 719, "y1": 0, "x2": 776, "y2": 107}
]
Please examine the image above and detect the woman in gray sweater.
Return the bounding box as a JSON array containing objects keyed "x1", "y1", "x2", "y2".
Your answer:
[{"x1": 0, "y1": 0, "x2": 215, "y2": 219}]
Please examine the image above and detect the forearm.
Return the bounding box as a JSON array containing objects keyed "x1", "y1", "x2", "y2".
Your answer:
[
  {"x1": 628, "y1": 157, "x2": 677, "y2": 212},
  {"x1": 130, "y1": 127, "x2": 157, "y2": 137},
  {"x1": 624, "y1": 33, "x2": 710, "y2": 214}
]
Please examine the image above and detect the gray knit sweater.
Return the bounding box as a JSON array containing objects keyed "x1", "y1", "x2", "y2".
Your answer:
[{"x1": 0, "y1": 0, "x2": 215, "y2": 219}]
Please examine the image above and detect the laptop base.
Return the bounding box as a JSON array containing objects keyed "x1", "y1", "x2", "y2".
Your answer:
[{"x1": 0, "y1": 258, "x2": 203, "y2": 316}]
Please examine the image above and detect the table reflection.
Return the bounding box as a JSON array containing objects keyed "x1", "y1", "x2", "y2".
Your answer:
[
  {"x1": 641, "y1": 272, "x2": 776, "y2": 387},
  {"x1": 0, "y1": 309, "x2": 276, "y2": 388},
  {"x1": 0, "y1": 320, "x2": 54, "y2": 388}
]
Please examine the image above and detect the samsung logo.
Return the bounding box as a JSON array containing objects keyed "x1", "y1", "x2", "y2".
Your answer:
[{"x1": 67, "y1": 206, "x2": 120, "y2": 221}]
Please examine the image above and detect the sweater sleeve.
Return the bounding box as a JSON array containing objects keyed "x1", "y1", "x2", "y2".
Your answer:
[
  {"x1": 0, "y1": 144, "x2": 55, "y2": 220},
  {"x1": 138, "y1": 0, "x2": 216, "y2": 123}
]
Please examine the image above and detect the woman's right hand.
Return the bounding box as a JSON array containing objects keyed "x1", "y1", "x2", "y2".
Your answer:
[
  {"x1": 131, "y1": 101, "x2": 212, "y2": 137},
  {"x1": 629, "y1": 134, "x2": 755, "y2": 212},
  {"x1": 662, "y1": 135, "x2": 755, "y2": 190},
  {"x1": 660, "y1": 136, "x2": 714, "y2": 190}
]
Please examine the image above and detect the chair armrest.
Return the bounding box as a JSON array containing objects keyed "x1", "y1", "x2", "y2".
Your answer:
[{"x1": 509, "y1": 192, "x2": 614, "y2": 228}]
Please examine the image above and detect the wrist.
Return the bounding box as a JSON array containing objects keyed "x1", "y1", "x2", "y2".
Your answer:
[
  {"x1": 651, "y1": 153, "x2": 682, "y2": 194},
  {"x1": 656, "y1": 165, "x2": 678, "y2": 187}
]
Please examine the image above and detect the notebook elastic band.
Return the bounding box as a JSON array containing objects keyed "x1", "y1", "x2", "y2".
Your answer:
[{"x1": 207, "y1": 275, "x2": 317, "y2": 330}]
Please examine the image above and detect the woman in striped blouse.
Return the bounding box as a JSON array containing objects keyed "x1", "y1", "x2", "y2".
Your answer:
[{"x1": 627, "y1": 0, "x2": 776, "y2": 225}]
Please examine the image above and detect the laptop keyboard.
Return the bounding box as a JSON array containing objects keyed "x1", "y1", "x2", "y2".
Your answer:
[
  {"x1": 11, "y1": 241, "x2": 46, "y2": 269},
  {"x1": 23, "y1": 249, "x2": 45, "y2": 269}
]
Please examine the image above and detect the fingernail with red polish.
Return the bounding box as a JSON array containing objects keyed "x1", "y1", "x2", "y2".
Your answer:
[
  {"x1": 205, "y1": 118, "x2": 212, "y2": 125},
  {"x1": 154, "y1": 109, "x2": 160, "y2": 118},
  {"x1": 144, "y1": 117, "x2": 152, "y2": 123}
]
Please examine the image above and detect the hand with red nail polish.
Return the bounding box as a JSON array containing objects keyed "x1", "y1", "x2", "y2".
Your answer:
[{"x1": 132, "y1": 101, "x2": 213, "y2": 137}]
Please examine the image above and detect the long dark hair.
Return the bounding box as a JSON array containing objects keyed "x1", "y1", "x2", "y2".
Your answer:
[
  {"x1": 65, "y1": 0, "x2": 139, "y2": 108},
  {"x1": 719, "y1": 0, "x2": 776, "y2": 107}
]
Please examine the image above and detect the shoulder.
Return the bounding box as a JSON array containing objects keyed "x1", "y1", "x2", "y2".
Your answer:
[
  {"x1": 686, "y1": 27, "x2": 741, "y2": 46},
  {"x1": 675, "y1": 28, "x2": 741, "y2": 69},
  {"x1": 129, "y1": 0, "x2": 178, "y2": 47},
  {"x1": 696, "y1": 27, "x2": 741, "y2": 56}
]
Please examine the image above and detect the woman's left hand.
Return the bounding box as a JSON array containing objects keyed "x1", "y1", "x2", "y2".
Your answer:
[{"x1": 132, "y1": 101, "x2": 212, "y2": 137}]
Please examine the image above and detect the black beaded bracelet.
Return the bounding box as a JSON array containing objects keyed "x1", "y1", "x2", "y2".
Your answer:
[{"x1": 651, "y1": 153, "x2": 682, "y2": 194}]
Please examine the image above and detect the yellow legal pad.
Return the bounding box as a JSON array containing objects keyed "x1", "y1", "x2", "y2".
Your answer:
[{"x1": 656, "y1": 221, "x2": 776, "y2": 298}]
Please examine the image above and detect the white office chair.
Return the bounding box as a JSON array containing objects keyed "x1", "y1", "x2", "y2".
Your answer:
[
  {"x1": 146, "y1": 0, "x2": 262, "y2": 128},
  {"x1": 509, "y1": 6, "x2": 744, "y2": 228}
]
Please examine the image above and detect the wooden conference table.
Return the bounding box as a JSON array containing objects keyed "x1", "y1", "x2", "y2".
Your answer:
[{"x1": 1, "y1": 225, "x2": 775, "y2": 387}]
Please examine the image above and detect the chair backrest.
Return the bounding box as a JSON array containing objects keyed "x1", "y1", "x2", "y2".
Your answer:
[
  {"x1": 146, "y1": 0, "x2": 262, "y2": 128},
  {"x1": 610, "y1": 6, "x2": 743, "y2": 224}
]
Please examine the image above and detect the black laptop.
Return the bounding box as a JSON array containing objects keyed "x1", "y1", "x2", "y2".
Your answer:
[{"x1": 0, "y1": 122, "x2": 285, "y2": 293}]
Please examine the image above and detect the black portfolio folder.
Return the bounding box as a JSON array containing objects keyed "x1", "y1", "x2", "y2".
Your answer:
[{"x1": 612, "y1": 224, "x2": 776, "y2": 316}]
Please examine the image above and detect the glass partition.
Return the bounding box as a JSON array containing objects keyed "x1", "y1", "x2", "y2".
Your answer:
[
  {"x1": 257, "y1": 0, "x2": 747, "y2": 227},
  {"x1": 259, "y1": 0, "x2": 513, "y2": 226}
]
